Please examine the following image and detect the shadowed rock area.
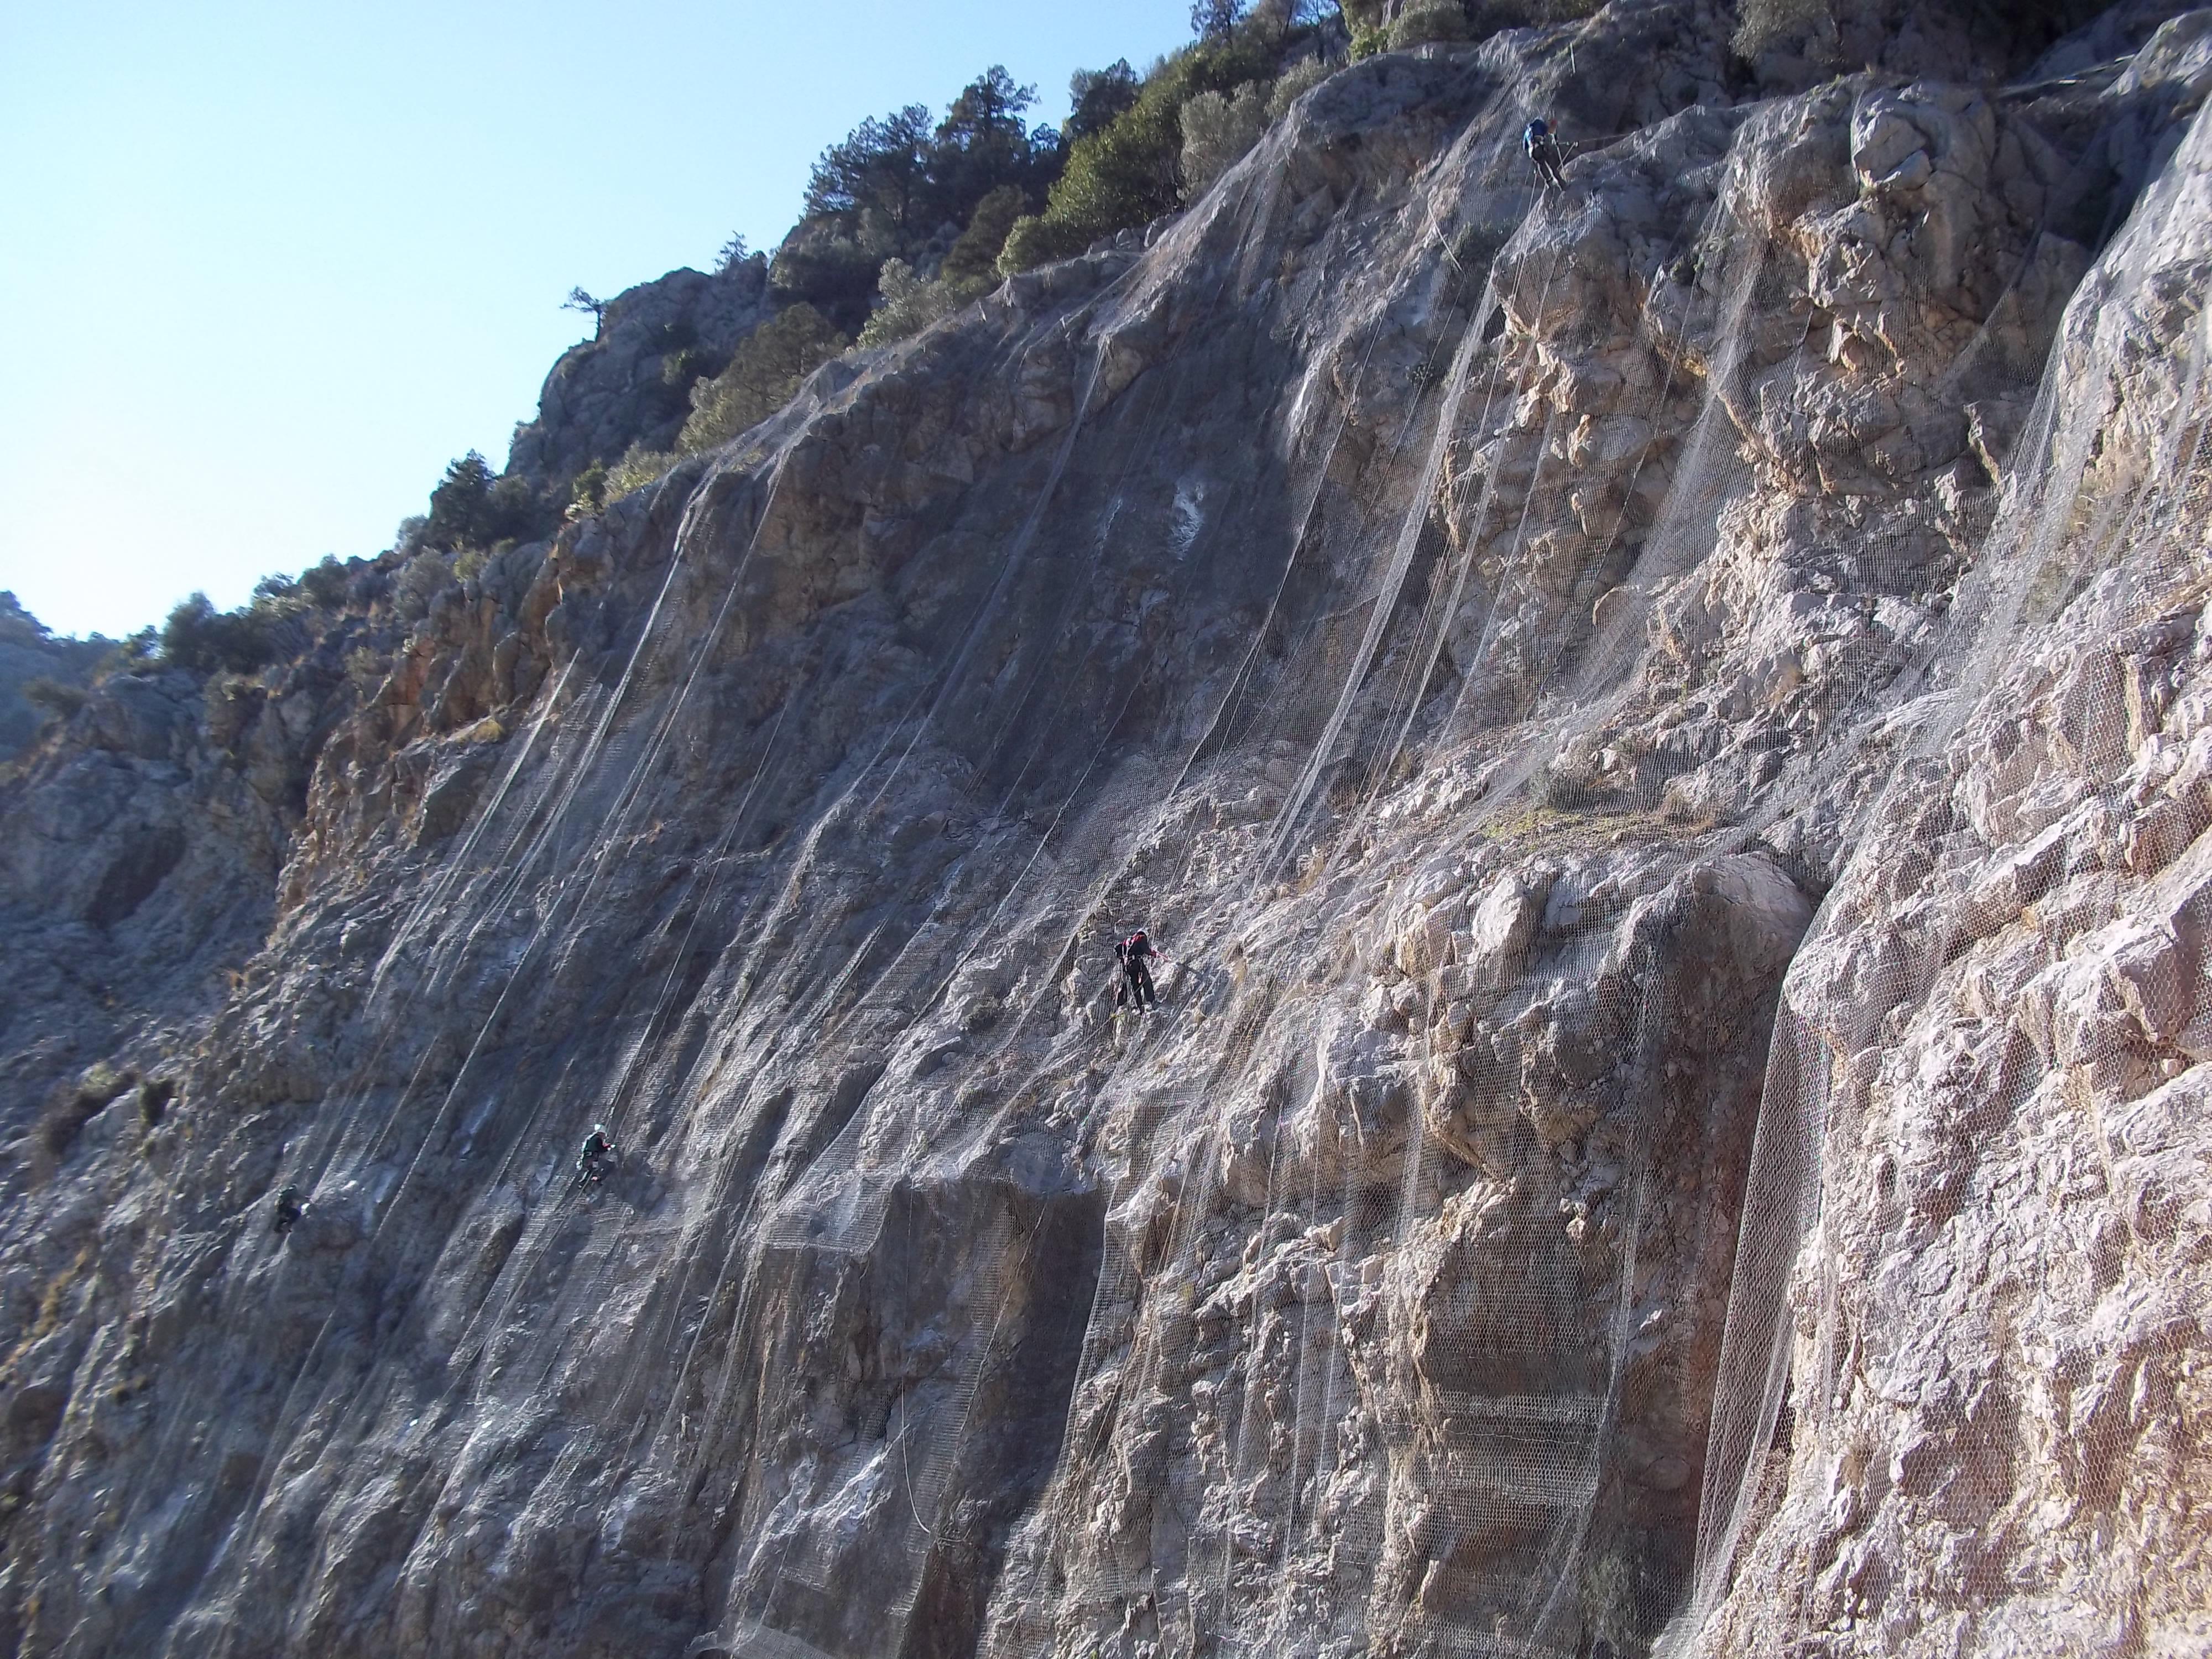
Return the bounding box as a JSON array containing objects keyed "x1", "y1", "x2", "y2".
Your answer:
[{"x1": 1, "y1": 4, "x2": 2208, "y2": 1657}]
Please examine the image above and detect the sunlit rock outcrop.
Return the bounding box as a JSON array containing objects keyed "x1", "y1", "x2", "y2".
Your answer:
[{"x1": 0, "y1": 4, "x2": 2206, "y2": 1657}]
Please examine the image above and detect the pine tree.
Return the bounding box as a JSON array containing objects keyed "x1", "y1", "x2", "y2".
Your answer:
[
  {"x1": 427, "y1": 451, "x2": 497, "y2": 550},
  {"x1": 1190, "y1": 0, "x2": 1247, "y2": 39}
]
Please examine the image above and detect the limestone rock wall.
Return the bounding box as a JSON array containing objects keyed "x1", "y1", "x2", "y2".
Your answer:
[
  {"x1": 506, "y1": 257, "x2": 776, "y2": 501},
  {"x1": 1693, "y1": 76, "x2": 2212, "y2": 1658},
  {"x1": 0, "y1": 6, "x2": 2205, "y2": 1658},
  {"x1": 0, "y1": 603, "x2": 105, "y2": 762}
]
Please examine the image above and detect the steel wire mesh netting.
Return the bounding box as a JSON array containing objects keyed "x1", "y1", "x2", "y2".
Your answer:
[
  {"x1": 989, "y1": 86, "x2": 2212, "y2": 1659},
  {"x1": 1677, "y1": 97, "x2": 2212, "y2": 1658},
  {"x1": 140, "y1": 125, "x2": 1317, "y2": 1659},
  {"x1": 981, "y1": 85, "x2": 1806, "y2": 1659},
  {"x1": 98, "y1": 36, "x2": 2212, "y2": 1659}
]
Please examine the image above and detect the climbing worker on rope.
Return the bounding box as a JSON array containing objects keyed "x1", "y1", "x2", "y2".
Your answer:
[
  {"x1": 1524, "y1": 117, "x2": 1568, "y2": 194},
  {"x1": 270, "y1": 1184, "x2": 306, "y2": 1237},
  {"x1": 576, "y1": 1123, "x2": 617, "y2": 1191},
  {"x1": 1114, "y1": 928, "x2": 1173, "y2": 1013}
]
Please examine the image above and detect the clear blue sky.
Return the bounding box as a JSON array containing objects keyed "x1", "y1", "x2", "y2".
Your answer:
[{"x1": 0, "y1": 0, "x2": 1201, "y2": 640}]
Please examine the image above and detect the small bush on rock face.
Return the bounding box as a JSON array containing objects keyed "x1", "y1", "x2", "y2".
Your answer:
[
  {"x1": 679, "y1": 303, "x2": 850, "y2": 454},
  {"x1": 299, "y1": 555, "x2": 351, "y2": 610},
  {"x1": 22, "y1": 678, "x2": 86, "y2": 721},
  {"x1": 856, "y1": 260, "x2": 990, "y2": 350},
  {"x1": 31, "y1": 1246, "x2": 93, "y2": 1335},
  {"x1": 942, "y1": 183, "x2": 1029, "y2": 283},
  {"x1": 425, "y1": 451, "x2": 541, "y2": 552},
  {"x1": 95, "y1": 630, "x2": 158, "y2": 680},
  {"x1": 1390, "y1": 0, "x2": 1472, "y2": 47},
  {"x1": 660, "y1": 347, "x2": 708, "y2": 387},
  {"x1": 160, "y1": 593, "x2": 276, "y2": 676},
  {"x1": 1347, "y1": 0, "x2": 1600, "y2": 55},
  {"x1": 1181, "y1": 82, "x2": 1271, "y2": 200},
  {"x1": 390, "y1": 553, "x2": 458, "y2": 622},
  {"x1": 603, "y1": 444, "x2": 679, "y2": 501},
  {"x1": 1000, "y1": 30, "x2": 1275, "y2": 272},
  {"x1": 997, "y1": 212, "x2": 1080, "y2": 275},
  {"x1": 570, "y1": 460, "x2": 609, "y2": 513},
  {"x1": 1266, "y1": 54, "x2": 1331, "y2": 122}
]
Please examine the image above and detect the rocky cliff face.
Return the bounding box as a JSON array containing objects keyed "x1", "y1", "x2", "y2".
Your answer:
[
  {"x1": 507, "y1": 256, "x2": 776, "y2": 502},
  {"x1": 0, "y1": 601, "x2": 107, "y2": 763},
  {"x1": 0, "y1": 5, "x2": 2206, "y2": 1658}
]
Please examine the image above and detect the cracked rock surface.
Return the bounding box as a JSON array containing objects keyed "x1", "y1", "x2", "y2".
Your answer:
[{"x1": 0, "y1": 5, "x2": 2206, "y2": 1657}]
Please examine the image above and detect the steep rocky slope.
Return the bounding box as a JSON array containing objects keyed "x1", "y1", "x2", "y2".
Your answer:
[
  {"x1": 0, "y1": 5, "x2": 2206, "y2": 1658},
  {"x1": 508, "y1": 256, "x2": 776, "y2": 507},
  {"x1": 0, "y1": 598, "x2": 107, "y2": 761}
]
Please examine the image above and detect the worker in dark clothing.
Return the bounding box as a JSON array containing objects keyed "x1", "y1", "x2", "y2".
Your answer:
[
  {"x1": 1114, "y1": 930, "x2": 1172, "y2": 1012},
  {"x1": 1524, "y1": 118, "x2": 1568, "y2": 192},
  {"x1": 576, "y1": 1125, "x2": 615, "y2": 1189},
  {"x1": 271, "y1": 1185, "x2": 306, "y2": 1236}
]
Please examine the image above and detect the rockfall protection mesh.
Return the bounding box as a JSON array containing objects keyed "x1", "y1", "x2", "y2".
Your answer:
[
  {"x1": 79, "y1": 32, "x2": 2210, "y2": 1659},
  {"x1": 1679, "y1": 92, "x2": 2212, "y2": 1656}
]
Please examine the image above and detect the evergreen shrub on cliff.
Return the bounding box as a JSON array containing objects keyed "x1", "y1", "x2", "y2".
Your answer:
[
  {"x1": 425, "y1": 450, "x2": 540, "y2": 553},
  {"x1": 857, "y1": 260, "x2": 987, "y2": 349},
  {"x1": 297, "y1": 555, "x2": 352, "y2": 611},
  {"x1": 850, "y1": 183, "x2": 1030, "y2": 352},
  {"x1": 772, "y1": 68, "x2": 1064, "y2": 328},
  {"x1": 596, "y1": 302, "x2": 854, "y2": 499},
  {"x1": 153, "y1": 554, "x2": 362, "y2": 679},
  {"x1": 679, "y1": 303, "x2": 850, "y2": 452},
  {"x1": 999, "y1": 30, "x2": 1277, "y2": 271},
  {"x1": 21, "y1": 678, "x2": 86, "y2": 722},
  {"x1": 1390, "y1": 1, "x2": 1472, "y2": 46},
  {"x1": 1066, "y1": 61, "x2": 1141, "y2": 142},
  {"x1": 1267, "y1": 53, "x2": 1331, "y2": 121},
  {"x1": 943, "y1": 184, "x2": 1030, "y2": 283},
  {"x1": 1180, "y1": 81, "x2": 1272, "y2": 199},
  {"x1": 1345, "y1": 0, "x2": 1598, "y2": 58},
  {"x1": 159, "y1": 593, "x2": 279, "y2": 676}
]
